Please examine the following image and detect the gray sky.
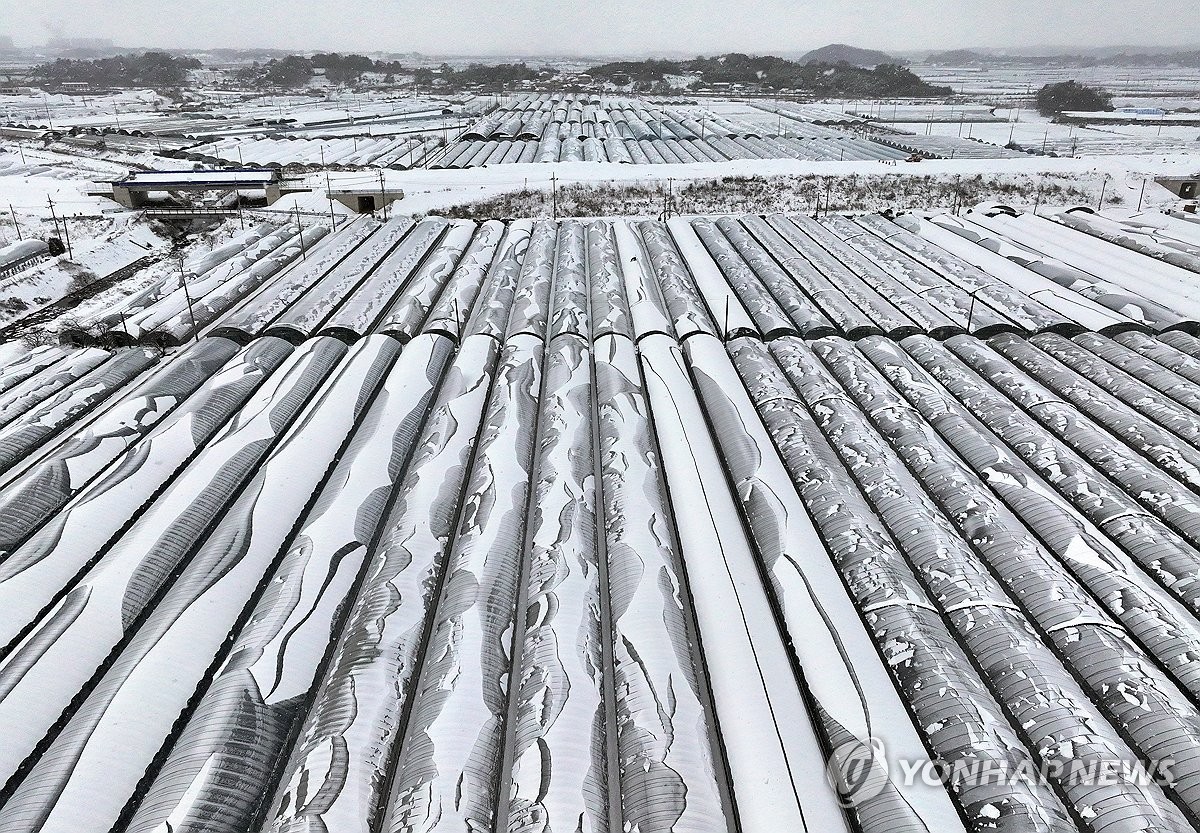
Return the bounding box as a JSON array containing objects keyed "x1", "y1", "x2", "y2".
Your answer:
[{"x1": 2, "y1": 0, "x2": 1197, "y2": 55}]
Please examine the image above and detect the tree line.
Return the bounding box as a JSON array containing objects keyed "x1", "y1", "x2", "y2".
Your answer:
[
  {"x1": 31, "y1": 52, "x2": 201, "y2": 87},
  {"x1": 585, "y1": 53, "x2": 954, "y2": 96},
  {"x1": 234, "y1": 54, "x2": 553, "y2": 89},
  {"x1": 28, "y1": 50, "x2": 964, "y2": 98}
]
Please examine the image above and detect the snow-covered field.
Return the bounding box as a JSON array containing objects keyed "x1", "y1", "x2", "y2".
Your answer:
[
  {"x1": 910, "y1": 62, "x2": 1200, "y2": 104},
  {"x1": 0, "y1": 218, "x2": 163, "y2": 324},
  {"x1": 883, "y1": 111, "x2": 1200, "y2": 157},
  {"x1": 0, "y1": 89, "x2": 171, "y2": 128},
  {"x1": 5, "y1": 62, "x2": 1200, "y2": 833},
  {"x1": 338, "y1": 153, "x2": 1197, "y2": 216},
  {"x1": 0, "y1": 148, "x2": 244, "y2": 330},
  {"x1": 1, "y1": 81, "x2": 1198, "y2": 337}
]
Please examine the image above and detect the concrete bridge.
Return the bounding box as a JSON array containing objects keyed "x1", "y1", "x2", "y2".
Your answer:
[{"x1": 108, "y1": 169, "x2": 306, "y2": 208}]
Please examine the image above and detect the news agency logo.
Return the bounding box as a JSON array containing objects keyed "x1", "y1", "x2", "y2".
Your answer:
[
  {"x1": 826, "y1": 736, "x2": 889, "y2": 808},
  {"x1": 826, "y1": 736, "x2": 1178, "y2": 809}
]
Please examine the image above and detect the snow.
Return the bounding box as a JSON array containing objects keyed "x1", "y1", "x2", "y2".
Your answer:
[
  {"x1": 883, "y1": 113, "x2": 1200, "y2": 157},
  {"x1": 0, "y1": 217, "x2": 165, "y2": 327},
  {"x1": 340, "y1": 154, "x2": 1200, "y2": 216},
  {"x1": 0, "y1": 90, "x2": 171, "y2": 129},
  {"x1": 0, "y1": 151, "x2": 129, "y2": 222},
  {"x1": 116, "y1": 170, "x2": 279, "y2": 186}
]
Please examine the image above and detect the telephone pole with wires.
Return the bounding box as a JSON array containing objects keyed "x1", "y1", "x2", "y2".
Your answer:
[
  {"x1": 61, "y1": 213, "x2": 73, "y2": 260},
  {"x1": 326, "y1": 174, "x2": 337, "y2": 229},
  {"x1": 321, "y1": 146, "x2": 338, "y2": 229},
  {"x1": 46, "y1": 197, "x2": 70, "y2": 257},
  {"x1": 178, "y1": 257, "x2": 199, "y2": 344},
  {"x1": 293, "y1": 204, "x2": 307, "y2": 259}
]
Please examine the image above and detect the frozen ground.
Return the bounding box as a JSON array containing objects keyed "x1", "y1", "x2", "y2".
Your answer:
[
  {"x1": 0, "y1": 89, "x2": 171, "y2": 128},
  {"x1": 0, "y1": 218, "x2": 163, "y2": 325},
  {"x1": 345, "y1": 153, "x2": 1199, "y2": 216},
  {"x1": 2, "y1": 83, "x2": 1197, "y2": 334},
  {"x1": 3, "y1": 89, "x2": 459, "y2": 136},
  {"x1": 0, "y1": 148, "x2": 132, "y2": 229},
  {"x1": 909, "y1": 63, "x2": 1200, "y2": 104},
  {"x1": 0, "y1": 149, "x2": 177, "y2": 330},
  {"x1": 883, "y1": 111, "x2": 1200, "y2": 157}
]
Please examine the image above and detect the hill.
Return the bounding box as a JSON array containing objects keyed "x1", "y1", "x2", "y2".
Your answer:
[
  {"x1": 924, "y1": 49, "x2": 990, "y2": 65},
  {"x1": 799, "y1": 43, "x2": 895, "y2": 67}
]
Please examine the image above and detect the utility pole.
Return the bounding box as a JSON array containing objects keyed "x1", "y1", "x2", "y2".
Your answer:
[
  {"x1": 1137, "y1": 178, "x2": 1148, "y2": 211},
  {"x1": 1097, "y1": 174, "x2": 1109, "y2": 210},
  {"x1": 378, "y1": 169, "x2": 388, "y2": 220},
  {"x1": 178, "y1": 257, "x2": 199, "y2": 344},
  {"x1": 551, "y1": 173, "x2": 558, "y2": 221},
  {"x1": 326, "y1": 173, "x2": 337, "y2": 229},
  {"x1": 319, "y1": 145, "x2": 339, "y2": 227},
  {"x1": 46, "y1": 197, "x2": 64, "y2": 246},
  {"x1": 9, "y1": 205, "x2": 20, "y2": 240},
  {"x1": 61, "y1": 212, "x2": 73, "y2": 260},
  {"x1": 294, "y1": 204, "x2": 307, "y2": 259},
  {"x1": 967, "y1": 288, "x2": 981, "y2": 330}
]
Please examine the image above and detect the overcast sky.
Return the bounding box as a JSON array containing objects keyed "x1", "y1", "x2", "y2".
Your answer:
[{"x1": 2, "y1": 0, "x2": 1197, "y2": 55}]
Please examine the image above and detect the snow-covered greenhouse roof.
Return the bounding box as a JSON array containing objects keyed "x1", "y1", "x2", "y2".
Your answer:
[{"x1": 2, "y1": 206, "x2": 1200, "y2": 833}]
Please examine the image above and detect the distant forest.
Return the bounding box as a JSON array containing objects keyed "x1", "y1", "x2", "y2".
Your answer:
[
  {"x1": 24, "y1": 47, "x2": 1200, "y2": 93},
  {"x1": 583, "y1": 54, "x2": 952, "y2": 95},
  {"x1": 30, "y1": 52, "x2": 201, "y2": 87},
  {"x1": 25, "y1": 50, "x2": 952, "y2": 98},
  {"x1": 232, "y1": 54, "x2": 554, "y2": 88},
  {"x1": 238, "y1": 51, "x2": 953, "y2": 96}
]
